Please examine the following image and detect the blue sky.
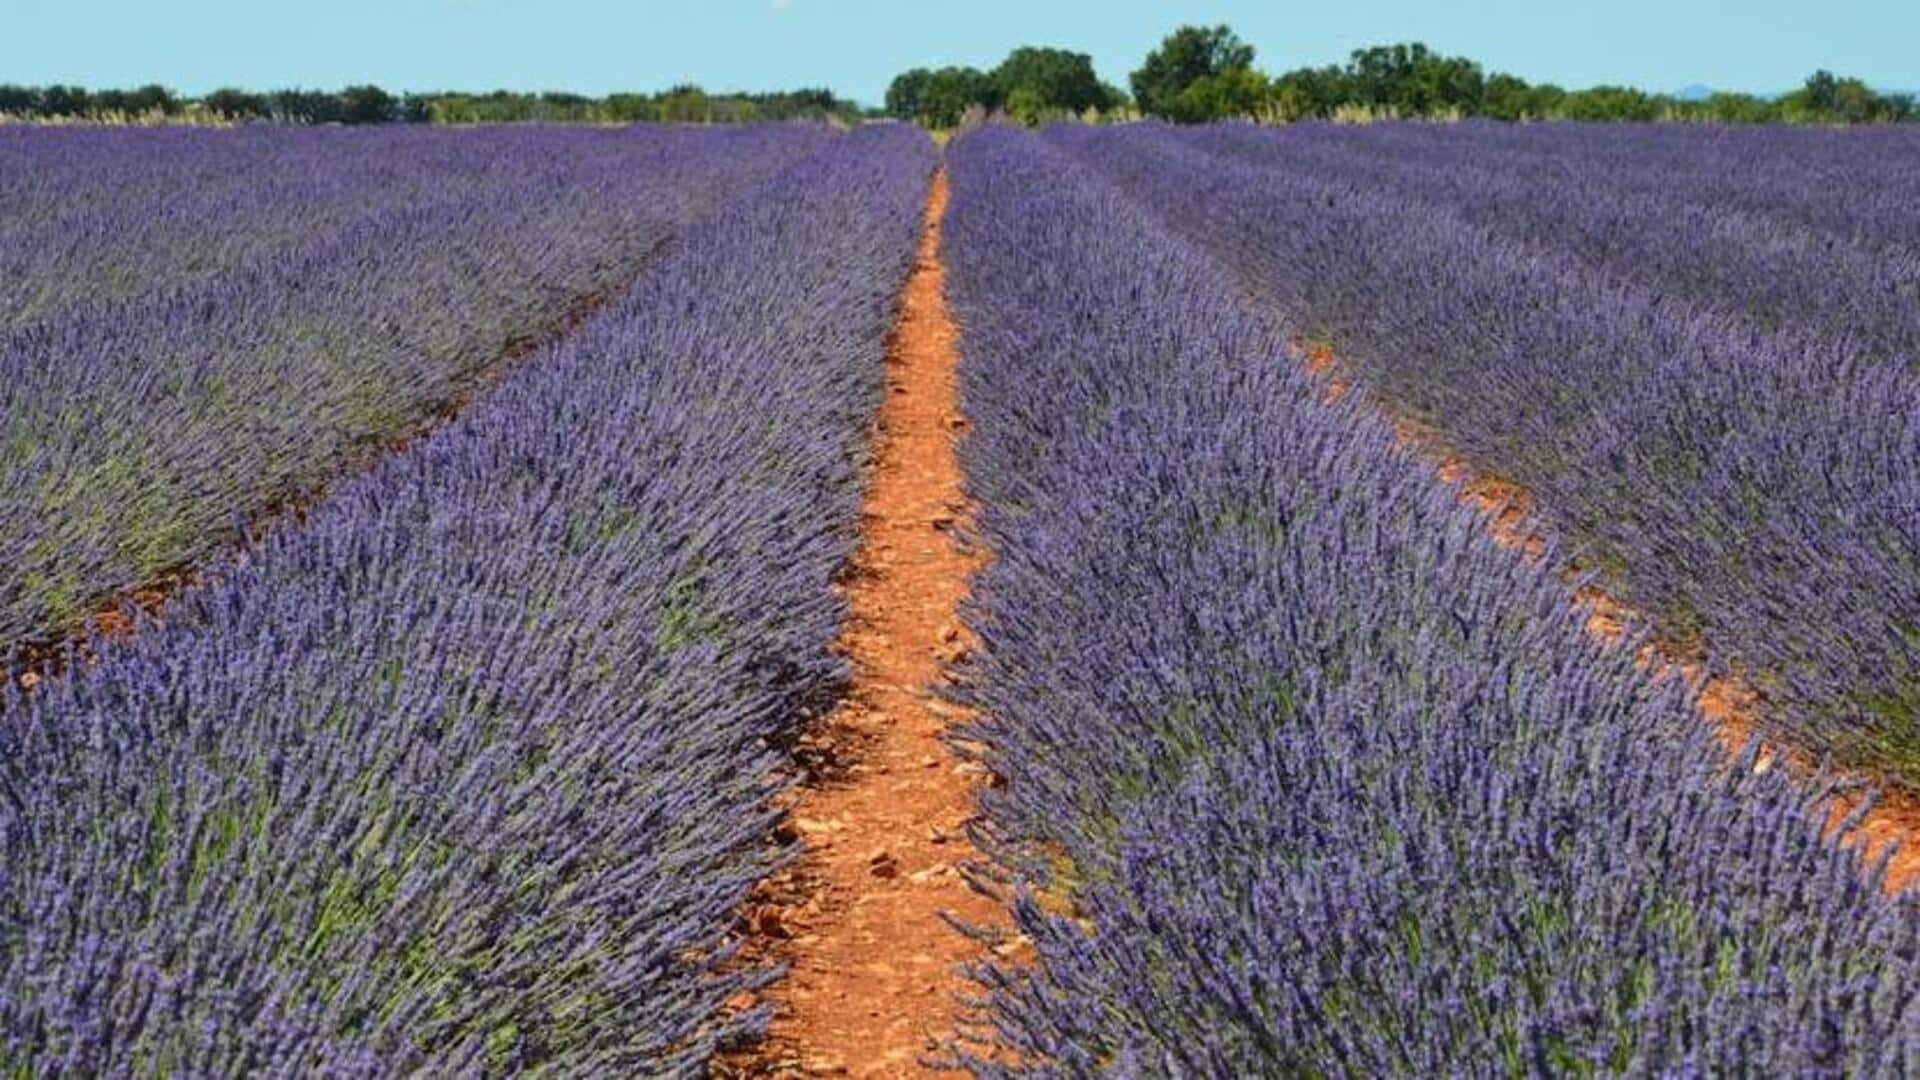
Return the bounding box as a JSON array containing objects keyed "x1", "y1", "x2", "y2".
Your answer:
[{"x1": 1, "y1": 0, "x2": 1912, "y2": 105}]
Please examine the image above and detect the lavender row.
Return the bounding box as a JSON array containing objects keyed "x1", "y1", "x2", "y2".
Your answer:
[
  {"x1": 0, "y1": 126, "x2": 821, "y2": 329},
  {"x1": 1177, "y1": 122, "x2": 1920, "y2": 371},
  {"x1": 942, "y1": 126, "x2": 1918, "y2": 1075},
  {"x1": 1047, "y1": 122, "x2": 1920, "y2": 786},
  {"x1": 0, "y1": 125, "x2": 825, "y2": 657},
  {"x1": 0, "y1": 126, "x2": 933, "y2": 1074},
  {"x1": 1304, "y1": 121, "x2": 1920, "y2": 259}
]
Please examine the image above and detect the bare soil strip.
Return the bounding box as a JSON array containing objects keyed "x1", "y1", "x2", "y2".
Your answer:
[
  {"x1": 730, "y1": 169, "x2": 1005, "y2": 1076},
  {"x1": 1298, "y1": 341, "x2": 1920, "y2": 895},
  {"x1": 5, "y1": 272, "x2": 642, "y2": 699}
]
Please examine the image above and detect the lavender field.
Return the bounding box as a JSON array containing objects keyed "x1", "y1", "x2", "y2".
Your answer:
[
  {"x1": 3, "y1": 119, "x2": 1919, "y2": 1074},
  {"x1": 0, "y1": 125, "x2": 827, "y2": 656}
]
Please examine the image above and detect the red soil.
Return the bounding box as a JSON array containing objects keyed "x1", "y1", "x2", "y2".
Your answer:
[
  {"x1": 1295, "y1": 339, "x2": 1920, "y2": 896},
  {"x1": 724, "y1": 169, "x2": 1008, "y2": 1076}
]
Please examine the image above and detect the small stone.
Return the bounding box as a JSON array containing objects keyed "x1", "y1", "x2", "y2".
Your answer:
[
  {"x1": 938, "y1": 623, "x2": 962, "y2": 644},
  {"x1": 918, "y1": 755, "x2": 941, "y2": 769},
  {"x1": 930, "y1": 514, "x2": 956, "y2": 530},
  {"x1": 927, "y1": 825, "x2": 950, "y2": 844}
]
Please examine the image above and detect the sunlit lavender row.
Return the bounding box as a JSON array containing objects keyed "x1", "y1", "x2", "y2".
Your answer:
[
  {"x1": 1043, "y1": 122, "x2": 1920, "y2": 787},
  {"x1": 0, "y1": 125, "x2": 827, "y2": 658},
  {"x1": 1180, "y1": 121, "x2": 1920, "y2": 367},
  {"x1": 942, "y1": 126, "x2": 1919, "y2": 1075},
  {"x1": 0, "y1": 126, "x2": 931, "y2": 1073}
]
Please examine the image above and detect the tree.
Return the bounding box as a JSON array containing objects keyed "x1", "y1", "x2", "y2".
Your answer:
[
  {"x1": 993, "y1": 46, "x2": 1115, "y2": 116},
  {"x1": 1269, "y1": 65, "x2": 1348, "y2": 120},
  {"x1": 1130, "y1": 24, "x2": 1255, "y2": 120},
  {"x1": 1781, "y1": 69, "x2": 1909, "y2": 123},
  {"x1": 1173, "y1": 67, "x2": 1269, "y2": 122},
  {"x1": 1345, "y1": 43, "x2": 1484, "y2": 115},
  {"x1": 1802, "y1": 70, "x2": 1840, "y2": 113},
  {"x1": 1554, "y1": 85, "x2": 1660, "y2": 121},
  {"x1": 268, "y1": 89, "x2": 342, "y2": 124},
  {"x1": 656, "y1": 84, "x2": 712, "y2": 123},
  {"x1": 204, "y1": 87, "x2": 267, "y2": 119},
  {"x1": 1698, "y1": 92, "x2": 1780, "y2": 123},
  {"x1": 38, "y1": 85, "x2": 90, "y2": 117},
  {"x1": 0, "y1": 85, "x2": 36, "y2": 116},
  {"x1": 885, "y1": 68, "x2": 933, "y2": 120},
  {"x1": 1005, "y1": 86, "x2": 1049, "y2": 126},
  {"x1": 1482, "y1": 72, "x2": 1542, "y2": 120},
  {"x1": 887, "y1": 66, "x2": 996, "y2": 128},
  {"x1": 339, "y1": 84, "x2": 396, "y2": 124}
]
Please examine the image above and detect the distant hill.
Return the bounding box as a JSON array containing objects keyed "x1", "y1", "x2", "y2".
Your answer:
[{"x1": 1675, "y1": 83, "x2": 1715, "y2": 102}]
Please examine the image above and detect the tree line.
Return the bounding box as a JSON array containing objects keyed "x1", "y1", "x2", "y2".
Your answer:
[
  {"x1": 0, "y1": 83, "x2": 864, "y2": 125},
  {"x1": 886, "y1": 26, "x2": 1914, "y2": 126},
  {"x1": 5, "y1": 27, "x2": 1909, "y2": 128}
]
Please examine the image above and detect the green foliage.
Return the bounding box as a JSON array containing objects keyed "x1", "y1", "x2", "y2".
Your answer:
[
  {"x1": 1779, "y1": 69, "x2": 1914, "y2": 122},
  {"x1": 1481, "y1": 73, "x2": 1565, "y2": 120},
  {"x1": 886, "y1": 65, "x2": 1000, "y2": 128},
  {"x1": 1173, "y1": 67, "x2": 1270, "y2": 123},
  {"x1": 1130, "y1": 24, "x2": 1257, "y2": 121},
  {"x1": 1256, "y1": 41, "x2": 1913, "y2": 125},
  {"x1": 993, "y1": 46, "x2": 1122, "y2": 119},
  {"x1": 1004, "y1": 86, "x2": 1048, "y2": 126},
  {"x1": 339, "y1": 85, "x2": 397, "y2": 125},
  {"x1": 202, "y1": 87, "x2": 266, "y2": 119},
  {"x1": 1, "y1": 81, "x2": 862, "y2": 126},
  {"x1": 1555, "y1": 84, "x2": 1661, "y2": 122},
  {"x1": 1693, "y1": 91, "x2": 1783, "y2": 123},
  {"x1": 1268, "y1": 65, "x2": 1348, "y2": 121},
  {"x1": 1346, "y1": 42, "x2": 1485, "y2": 115}
]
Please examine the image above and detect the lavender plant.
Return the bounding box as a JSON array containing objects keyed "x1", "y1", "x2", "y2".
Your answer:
[
  {"x1": 1044, "y1": 122, "x2": 1920, "y2": 787},
  {"x1": 1175, "y1": 121, "x2": 1920, "y2": 369},
  {"x1": 943, "y1": 126, "x2": 1920, "y2": 1076},
  {"x1": 0, "y1": 125, "x2": 827, "y2": 657},
  {"x1": 0, "y1": 125, "x2": 933, "y2": 1074}
]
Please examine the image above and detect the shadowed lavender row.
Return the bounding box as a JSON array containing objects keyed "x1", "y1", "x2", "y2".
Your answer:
[
  {"x1": 0, "y1": 125, "x2": 827, "y2": 658},
  {"x1": 1046, "y1": 122, "x2": 1920, "y2": 787},
  {"x1": 0, "y1": 125, "x2": 932, "y2": 1074},
  {"x1": 943, "y1": 126, "x2": 1918, "y2": 1075}
]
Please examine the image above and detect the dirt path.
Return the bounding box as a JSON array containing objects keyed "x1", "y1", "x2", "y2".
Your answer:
[
  {"x1": 1297, "y1": 341, "x2": 1920, "y2": 896},
  {"x1": 730, "y1": 169, "x2": 1005, "y2": 1075}
]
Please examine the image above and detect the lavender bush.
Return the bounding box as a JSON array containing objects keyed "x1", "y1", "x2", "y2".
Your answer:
[
  {"x1": 1045, "y1": 122, "x2": 1920, "y2": 786},
  {"x1": 0, "y1": 125, "x2": 932, "y2": 1074},
  {"x1": 944, "y1": 126, "x2": 1919, "y2": 1075},
  {"x1": 0, "y1": 125, "x2": 827, "y2": 656},
  {"x1": 1175, "y1": 121, "x2": 1920, "y2": 369},
  {"x1": 1321, "y1": 121, "x2": 1920, "y2": 259}
]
